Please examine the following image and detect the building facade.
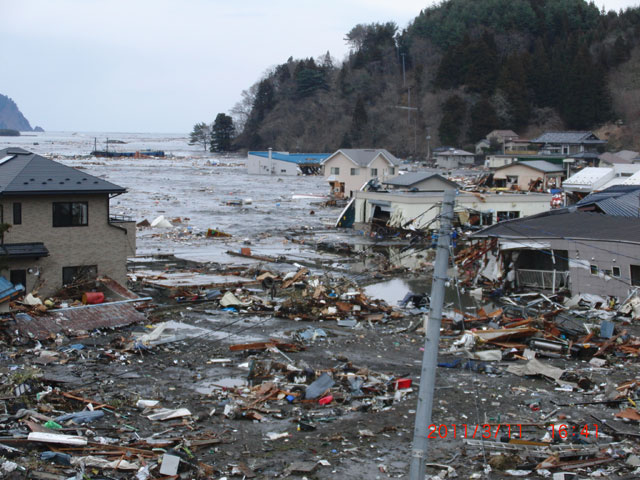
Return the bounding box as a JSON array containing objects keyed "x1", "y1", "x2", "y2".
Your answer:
[
  {"x1": 0, "y1": 148, "x2": 135, "y2": 297},
  {"x1": 322, "y1": 149, "x2": 400, "y2": 198}
]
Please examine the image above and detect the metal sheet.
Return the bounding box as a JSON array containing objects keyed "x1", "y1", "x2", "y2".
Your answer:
[{"x1": 14, "y1": 301, "x2": 147, "y2": 340}]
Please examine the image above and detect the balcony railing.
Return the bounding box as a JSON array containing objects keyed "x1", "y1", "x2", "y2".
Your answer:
[{"x1": 516, "y1": 269, "x2": 569, "y2": 293}]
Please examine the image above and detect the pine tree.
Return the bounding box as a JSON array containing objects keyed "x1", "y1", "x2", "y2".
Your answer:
[
  {"x1": 189, "y1": 122, "x2": 211, "y2": 151},
  {"x1": 469, "y1": 98, "x2": 500, "y2": 143},
  {"x1": 211, "y1": 113, "x2": 235, "y2": 152},
  {"x1": 438, "y1": 95, "x2": 467, "y2": 146}
]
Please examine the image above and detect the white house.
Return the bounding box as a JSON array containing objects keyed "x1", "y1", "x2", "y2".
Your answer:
[
  {"x1": 246, "y1": 150, "x2": 329, "y2": 176},
  {"x1": 321, "y1": 149, "x2": 401, "y2": 198},
  {"x1": 433, "y1": 148, "x2": 475, "y2": 169}
]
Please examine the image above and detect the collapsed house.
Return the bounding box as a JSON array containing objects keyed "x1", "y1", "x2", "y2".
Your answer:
[
  {"x1": 352, "y1": 190, "x2": 553, "y2": 232},
  {"x1": 469, "y1": 209, "x2": 640, "y2": 300}
]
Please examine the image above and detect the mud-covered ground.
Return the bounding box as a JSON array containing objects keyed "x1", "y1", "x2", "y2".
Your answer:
[{"x1": 6, "y1": 283, "x2": 640, "y2": 479}]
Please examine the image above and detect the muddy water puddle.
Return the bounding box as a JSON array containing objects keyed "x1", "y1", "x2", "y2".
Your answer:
[{"x1": 365, "y1": 276, "x2": 492, "y2": 312}]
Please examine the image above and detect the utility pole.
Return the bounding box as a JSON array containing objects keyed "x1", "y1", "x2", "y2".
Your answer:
[
  {"x1": 401, "y1": 53, "x2": 406, "y2": 87},
  {"x1": 409, "y1": 189, "x2": 455, "y2": 480}
]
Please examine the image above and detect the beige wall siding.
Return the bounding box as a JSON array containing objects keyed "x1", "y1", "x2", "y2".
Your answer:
[
  {"x1": 0, "y1": 194, "x2": 131, "y2": 297},
  {"x1": 323, "y1": 152, "x2": 397, "y2": 196},
  {"x1": 493, "y1": 165, "x2": 563, "y2": 190}
]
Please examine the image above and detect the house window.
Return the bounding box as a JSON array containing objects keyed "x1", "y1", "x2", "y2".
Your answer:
[
  {"x1": 12, "y1": 203, "x2": 22, "y2": 225},
  {"x1": 280, "y1": 169, "x2": 287, "y2": 173},
  {"x1": 590, "y1": 265, "x2": 598, "y2": 275},
  {"x1": 497, "y1": 211, "x2": 520, "y2": 222},
  {"x1": 330, "y1": 167, "x2": 340, "y2": 175},
  {"x1": 371, "y1": 168, "x2": 378, "y2": 177},
  {"x1": 350, "y1": 168, "x2": 360, "y2": 175},
  {"x1": 506, "y1": 175, "x2": 519, "y2": 184},
  {"x1": 53, "y1": 202, "x2": 88, "y2": 227},
  {"x1": 613, "y1": 266, "x2": 621, "y2": 277},
  {"x1": 62, "y1": 265, "x2": 98, "y2": 286},
  {"x1": 631, "y1": 265, "x2": 640, "y2": 286},
  {"x1": 389, "y1": 167, "x2": 395, "y2": 175}
]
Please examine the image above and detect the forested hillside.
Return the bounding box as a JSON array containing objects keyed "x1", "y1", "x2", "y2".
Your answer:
[{"x1": 230, "y1": 0, "x2": 640, "y2": 157}]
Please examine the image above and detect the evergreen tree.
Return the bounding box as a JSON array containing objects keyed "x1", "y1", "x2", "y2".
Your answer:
[
  {"x1": 529, "y1": 39, "x2": 554, "y2": 106},
  {"x1": 439, "y1": 95, "x2": 467, "y2": 146},
  {"x1": 253, "y1": 80, "x2": 276, "y2": 122},
  {"x1": 189, "y1": 122, "x2": 211, "y2": 151},
  {"x1": 211, "y1": 113, "x2": 235, "y2": 152},
  {"x1": 469, "y1": 98, "x2": 500, "y2": 142},
  {"x1": 497, "y1": 55, "x2": 531, "y2": 130},
  {"x1": 350, "y1": 96, "x2": 368, "y2": 144},
  {"x1": 463, "y1": 33, "x2": 499, "y2": 95}
]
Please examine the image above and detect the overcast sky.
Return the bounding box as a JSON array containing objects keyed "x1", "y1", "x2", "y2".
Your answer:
[{"x1": 3, "y1": 0, "x2": 639, "y2": 133}]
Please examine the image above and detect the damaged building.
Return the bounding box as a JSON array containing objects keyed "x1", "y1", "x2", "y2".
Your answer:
[
  {"x1": 470, "y1": 209, "x2": 640, "y2": 300},
  {"x1": 352, "y1": 190, "x2": 553, "y2": 232}
]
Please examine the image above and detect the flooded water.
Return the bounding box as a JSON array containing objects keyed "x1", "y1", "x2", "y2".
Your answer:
[{"x1": 365, "y1": 275, "x2": 489, "y2": 312}]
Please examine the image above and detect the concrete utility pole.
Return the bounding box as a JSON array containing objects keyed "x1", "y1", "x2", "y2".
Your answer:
[
  {"x1": 401, "y1": 53, "x2": 406, "y2": 87},
  {"x1": 409, "y1": 189, "x2": 456, "y2": 480}
]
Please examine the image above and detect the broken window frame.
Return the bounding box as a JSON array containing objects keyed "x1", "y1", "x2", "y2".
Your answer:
[{"x1": 53, "y1": 202, "x2": 88, "y2": 227}]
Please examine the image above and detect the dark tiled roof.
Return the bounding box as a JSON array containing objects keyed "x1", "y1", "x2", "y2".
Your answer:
[
  {"x1": 0, "y1": 148, "x2": 125, "y2": 196},
  {"x1": 472, "y1": 210, "x2": 640, "y2": 243},
  {"x1": 576, "y1": 185, "x2": 640, "y2": 217},
  {"x1": 382, "y1": 172, "x2": 459, "y2": 188},
  {"x1": 0, "y1": 242, "x2": 49, "y2": 258},
  {"x1": 530, "y1": 132, "x2": 606, "y2": 144}
]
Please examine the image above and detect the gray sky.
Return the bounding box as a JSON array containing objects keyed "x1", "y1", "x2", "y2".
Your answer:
[{"x1": 3, "y1": 0, "x2": 639, "y2": 133}]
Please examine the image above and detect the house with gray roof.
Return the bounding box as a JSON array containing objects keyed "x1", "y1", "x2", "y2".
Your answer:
[
  {"x1": 0, "y1": 148, "x2": 135, "y2": 297},
  {"x1": 576, "y1": 185, "x2": 640, "y2": 217},
  {"x1": 472, "y1": 209, "x2": 640, "y2": 299},
  {"x1": 493, "y1": 160, "x2": 565, "y2": 191},
  {"x1": 599, "y1": 150, "x2": 640, "y2": 167},
  {"x1": 381, "y1": 172, "x2": 459, "y2": 191},
  {"x1": 530, "y1": 131, "x2": 606, "y2": 157},
  {"x1": 433, "y1": 148, "x2": 475, "y2": 169},
  {"x1": 321, "y1": 149, "x2": 401, "y2": 198}
]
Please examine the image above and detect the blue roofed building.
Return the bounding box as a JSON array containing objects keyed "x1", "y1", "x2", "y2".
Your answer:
[
  {"x1": 246, "y1": 149, "x2": 330, "y2": 176},
  {"x1": 0, "y1": 277, "x2": 24, "y2": 312}
]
